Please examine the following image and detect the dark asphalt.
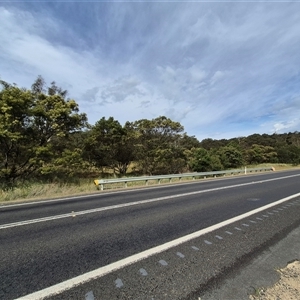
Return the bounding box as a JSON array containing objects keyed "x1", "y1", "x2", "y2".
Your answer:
[
  {"x1": 0, "y1": 169, "x2": 299, "y2": 225},
  {"x1": 0, "y1": 169, "x2": 300, "y2": 299}
]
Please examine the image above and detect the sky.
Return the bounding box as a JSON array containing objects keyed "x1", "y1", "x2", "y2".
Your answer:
[{"x1": 1, "y1": 1, "x2": 300, "y2": 141}]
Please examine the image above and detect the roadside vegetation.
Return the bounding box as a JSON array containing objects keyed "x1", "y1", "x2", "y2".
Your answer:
[{"x1": 1, "y1": 76, "x2": 300, "y2": 202}]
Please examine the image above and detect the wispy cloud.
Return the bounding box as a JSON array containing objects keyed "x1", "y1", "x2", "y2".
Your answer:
[{"x1": 1, "y1": 2, "x2": 300, "y2": 140}]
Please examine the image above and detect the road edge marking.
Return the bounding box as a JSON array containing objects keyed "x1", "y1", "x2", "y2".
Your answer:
[
  {"x1": 2, "y1": 173, "x2": 300, "y2": 230},
  {"x1": 15, "y1": 192, "x2": 300, "y2": 300}
]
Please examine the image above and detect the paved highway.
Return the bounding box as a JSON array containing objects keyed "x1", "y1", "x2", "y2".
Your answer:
[{"x1": 1, "y1": 170, "x2": 300, "y2": 299}]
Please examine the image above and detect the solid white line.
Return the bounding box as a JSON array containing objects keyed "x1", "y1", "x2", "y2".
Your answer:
[
  {"x1": 2, "y1": 173, "x2": 300, "y2": 230},
  {"x1": 15, "y1": 192, "x2": 300, "y2": 300},
  {"x1": 1, "y1": 172, "x2": 300, "y2": 210}
]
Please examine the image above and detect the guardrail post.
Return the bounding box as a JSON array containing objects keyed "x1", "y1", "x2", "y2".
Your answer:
[{"x1": 94, "y1": 167, "x2": 273, "y2": 190}]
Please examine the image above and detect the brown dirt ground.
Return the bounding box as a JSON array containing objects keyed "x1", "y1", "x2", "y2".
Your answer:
[{"x1": 249, "y1": 260, "x2": 300, "y2": 300}]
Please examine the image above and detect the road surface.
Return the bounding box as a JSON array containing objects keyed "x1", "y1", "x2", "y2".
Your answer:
[{"x1": 1, "y1": 170, "x2": 300, "y2": 299}]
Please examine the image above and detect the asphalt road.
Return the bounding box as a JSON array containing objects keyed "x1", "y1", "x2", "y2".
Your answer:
[{"x1": 1, "y1": 169, "x2": 300, "y2": 299}]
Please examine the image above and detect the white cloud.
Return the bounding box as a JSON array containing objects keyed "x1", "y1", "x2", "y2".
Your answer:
[
  {"x1": 1, "y1": 3, "x2": 300, "y2": 140},
  {"x1": 100, "y1": 77, "x2": 145, "y2": 103},
  {"x1": 273, "y1": 119, "x2": 300, "y2": 133}
]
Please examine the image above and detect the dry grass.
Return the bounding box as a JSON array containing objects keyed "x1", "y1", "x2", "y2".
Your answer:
[
  {"x1": 1, "y1": 164, "x2": 298, "y2": 204},
  {"x1": 0, "y1": 180, "x2": 97, "y2": 204}
]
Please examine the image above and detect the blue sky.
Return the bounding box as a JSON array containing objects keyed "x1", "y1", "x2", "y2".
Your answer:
[{"x1": 1, "y1": 1, "x2": 300, "y2": 141}]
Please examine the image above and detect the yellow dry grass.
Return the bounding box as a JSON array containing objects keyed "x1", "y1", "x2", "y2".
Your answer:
[{"x1": 1, "y1": 164, "x2": 298, "y2": 204}]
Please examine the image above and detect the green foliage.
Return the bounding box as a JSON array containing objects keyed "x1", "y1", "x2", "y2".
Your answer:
[
  {"x1": 277, "y1": 145, "x2": 300, "y2": 165},
  {"x1": 218, "y1": 146, "x2": 244, "y2": 169},
  {"x1": 129, "y1": 116, "x2": 185, "y2": 175},
  {"x1": 1, "y1": 75, "x2": 300, "y2": 192},
  {"x1": 0, "y1": 77, "x2": 87, "y2": 187},
  {"x1": 246, "y1": 144, "x2": 278, "y2": 164},
  {"x1": 185, "y1": 147, "x2": 223, "y2": 172},
  {"x1": 84, "y1": 117, "x2": 135, "y2": 175}
]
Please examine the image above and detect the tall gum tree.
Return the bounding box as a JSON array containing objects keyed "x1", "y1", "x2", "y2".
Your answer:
[{"x1": 0, "y1": 77, "x2": 87, "y2": 187}]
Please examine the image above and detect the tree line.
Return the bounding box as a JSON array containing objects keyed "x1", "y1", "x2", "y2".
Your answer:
[{"x1": 1, "y1": 76, "x2": 300, "y2": 188}]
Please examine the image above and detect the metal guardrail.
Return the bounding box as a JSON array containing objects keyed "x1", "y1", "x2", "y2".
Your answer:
[{"x1": 94, "y1": 167, "x2": 275, "y2": 190}]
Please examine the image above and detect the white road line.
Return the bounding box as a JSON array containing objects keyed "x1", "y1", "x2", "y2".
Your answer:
[
  {"x1": 15, "y1": 192, "x2": 300, "y2": 300},
  {"x1": 2, "y1": 174, "x2": 300, "y2": 230},
  {"x1": 85, "y1": 291, "x2": 95, "y2": 300},
  {"x1": 159, "y1": 260, "x2": 168, "y2": 266},
  {"x1": 139, "y1": 268, "x2": 148, "y2": 276},
  {"x1": 176, "y1": 252, "x2": 185, "y2": 258},
  {"x1": 115, "y1": 279, "x2": 123, "y2": 288},
  {"x1": 225, "y1": 231, "x2": 233, "y2": 235},
  {"x1": 204, "y1": 240, "x2": 212, "y2": 245},
  {"x1": 2, "y1": 173, "x2": 299, "y2": 210}
]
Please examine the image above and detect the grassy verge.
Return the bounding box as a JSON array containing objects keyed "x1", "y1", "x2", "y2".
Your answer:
[
  {"x1": 1, "y1": 164, "x2": 299, "y2": 204},
  {"x1": 0, "y1": 180, "x2": 96, "y2": 204}
]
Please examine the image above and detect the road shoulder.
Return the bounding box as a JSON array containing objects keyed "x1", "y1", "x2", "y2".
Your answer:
[{"x1": 200, "y1": 224, "x2": 300, "y2": 300}]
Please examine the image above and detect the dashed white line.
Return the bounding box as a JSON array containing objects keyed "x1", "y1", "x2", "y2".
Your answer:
[
  {"x1": 176, "y1": 252, "x2": 185, "y2": 258},
  {"x1": 242, "y1": 223, "x2": 249, "y2": 227},
  {"x1": 115, "y1": 279, "x2": 123, "y2": 288},
  {"x1": 235, "y1": 227, "x2": 242, "y2": 231},
  {"x1": 215, "y1": 235, "x2": 223, "y2": 240},
  {"x1": 204, "y1": 240, "x2": 212, "y2": 245},
  {"x1": 139, "y1": 268, "x2": 148, "y2": 276},
  {"x1": 191, "y1": 246, "x2": 199, "y2": 251},
  {"x1": 3, "y1": 173, "x2": 300, "y2": 229},
  {"x1": 256, "y1": 217, "x2": 263, "y2": 221},
  {"x1": 249, "y1": 220, "x2": 256, "y2": 223},
  {"x1": 15, "y1": 192, "x2": 300, "y2": 300},
  {"x1": 85, "y1": 291, "x2": 95, "y2": 300},
  {"x1": 159, "y1": 260, "x2": 168, "y2": 266},
  {"x1": 225, "y1": 231, "x2": 233, "y2": 235}
]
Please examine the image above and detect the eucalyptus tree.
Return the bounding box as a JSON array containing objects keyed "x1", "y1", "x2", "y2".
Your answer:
[
  {"x1": 129, "y1": 116, "x2": 185, "y2": 175},
  {"x1": 0, "y1": 77, "x2": 87, "y2": 187},
  {"x1": 84, "y1": 117, "x2": 136, "y2": 175}
]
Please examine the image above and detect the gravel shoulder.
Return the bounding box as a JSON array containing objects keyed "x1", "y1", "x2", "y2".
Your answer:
[{"x1": 249, "y1": 260, "x2": 300, "y2": 300}]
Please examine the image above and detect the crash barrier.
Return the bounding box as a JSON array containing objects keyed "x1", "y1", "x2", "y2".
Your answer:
[{"x1": 94, "y1": 167, "x2": 275, "y2": 191}]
